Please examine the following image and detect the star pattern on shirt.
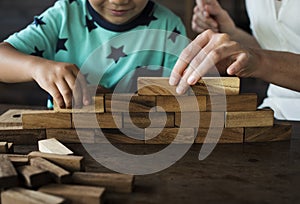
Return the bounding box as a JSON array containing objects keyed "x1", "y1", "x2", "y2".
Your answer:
[
  {"x1": 168, "y1": 27, "x2": 181, "y2": 43},
  {"x1": 56, "y1": 38, "x2": 68, "y2": 53},
  {"x1": 85, "y1": 16, "x2": 97, "y2": 32},
  {"x1": 107, "y1": 46, "x2": 128, "y2": 63},
  {"x1": 31, "y1": 46, "x2": 44, "y2": 57},
  {"x1": 33, "y1": 16, "x2": 46, "y2": 27},
  {"x1": 141, "y1": 13, "x2": 158, "y2": 26}
]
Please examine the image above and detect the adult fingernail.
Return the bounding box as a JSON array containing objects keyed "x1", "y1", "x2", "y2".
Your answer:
[{"x1": 188, "y1": 76, "x2": 197, "y2": 85}]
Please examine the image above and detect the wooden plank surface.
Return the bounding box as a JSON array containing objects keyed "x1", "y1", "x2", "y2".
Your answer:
[
  {"x1": 195, "y1": 128, "x2": 244, "y2": 144},
  {"x1": 0, "y1": 129, "x2": 46, "y2": 145},
  {"x1": 46, "y1": 129, "x2": 95, "y2": 144},
  {"x1": 22, "y1": 111, "x2": 71, "y2": 129},
  {"x1": 72, "y1": 172, "x2": 134, "y2": 193},
  {"x1": 72, "y1": 113, "x2": 123, "y2": 129},
  {"x1": 6, "y1": 154, "x2": 29, "y2": 167},
  {"x1": 0, "y1": 141, "x2": 8, "y2": 153},
  {"x1": 225, "y1": 109, "x2": 274, "y2": 128},
  {"x1": 175, "y1": 112, "x2": 225, "y2": 128},
  {"x1": 95, "y1": 128, "x2": 144, "y2": 144},
  {"x1": 39, "y1": 184, "x2": 105, "y2": 204},
  {"x1": 123, "y1": 112, "x2": 174, "y2": 128},
  {"x1": 0, "y1": 109, "x2": 33, "y2": 129},
  {"x1": 145, "y1": 128, "x2": 195, "y2": 144},
  {"x1": 0, "y1": 154, "x2": 18, "y2": 188},
  {"x1": 17, "y1": 165, "x2": 52, "y2": 188},
  {"x1": 28, "y1": 151, "x2": 84, "y2": 172},
  {"x1": 1, "y1": 187, "x2": 66, "y2": 204},
  {"x1": 105, "y1": 94, "x2": 156, "y2": 113},
  {"x1": 38, "y1": 138, "x2": 73, "y2": 155}
]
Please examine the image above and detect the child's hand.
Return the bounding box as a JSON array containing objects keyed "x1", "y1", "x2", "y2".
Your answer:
[{"x1": 32, "y1": 61, "x2": 91, "y2": 108}]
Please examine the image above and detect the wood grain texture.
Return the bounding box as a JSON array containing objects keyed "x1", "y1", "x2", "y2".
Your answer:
[
  {"x1": 191, "y1": 77, "x2": 240, "y2": 95},
  {"x1": 30, "y1": 157, "x2": 71, "y2": 184},
  {"x1": 95, "y1": 128, "x2": 144, "y2": 144},
  {"x1": 123, "y1": 112, "x2": 174, "y2": 128},
  {"x1": 0, "y1": 155, "x2": 18, "y2": 188},
  {"x1": 138, "y1": 77, "x2": 186, "y2": 96},
  {"x1": 53, "y1": 95, "x2": 104, "y2": 113},
  {"x1": 105, "y1": 94, "x2": 156, "y2": 112},
  {"x1": 0, "y1": 109, "x2": 33, "y2": 129},
  {"x1": 72, "y1": 172, "x2": 134, "y2": 193},
  {"x1": 0, "y1": 129, "x2": 46, "y2": 145},
  {"x1": 7, "y1": 154, "x2": 29, "y2": 167},
  {"x1": 28, "y1": 151, "x2": 84, "y2": 172},
  {"x1": 207, "y1": 94, "x2": 258, "y2": 111},
  {"x1": 145, "y1": 128, "x2": 195, "y2": 144},
  {"x1": 0, "y1": 141, "x2": 8, "y2": 153},
  {"x1": 22, "y1": 111, "x2": 71, "y2": 129},
  {"x1": 17, "y1": 165, "x2": 52, "y2": 188},
  {"x1": 38, "y1": 138, "x2": 73, "y2": 155},
  {"x1": 175, "y1": 112, "x2": 225, "y2": 128},
  {"x1": 72, "y1": 113, "x2": 123, "y2": 129},
  {"x1": 1, "y1": 187, "x2": 66, "y2": 204},
  {"x1": 245, "y1": 123, "x2": 292, "y2": 143},
  {"x1": 195, "y1": 128, "x2": 244, "y2": 144},
  {"x1": 225, "y1": 109, "x2": 274, "y2": 128},
  {"x1": 156, "y1": 95, "x2": 206, "y2": 112},
  {"x1": 39, "y1": 184, "x2": 105, "y2": 204},
  {"x1": 46, "y1": 129, "x2": 95, "y2": 144}
]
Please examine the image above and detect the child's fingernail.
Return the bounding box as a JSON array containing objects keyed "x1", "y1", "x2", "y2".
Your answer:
[
  {"x1": 188, "y1": 76, "x2": 197, "y2": 85},
  {"x1": 169, "y1": 76, "x2": 178, "y2": 86},
  {"x1": 176, "y1": 86, "x2": 185, "y2": 95}
]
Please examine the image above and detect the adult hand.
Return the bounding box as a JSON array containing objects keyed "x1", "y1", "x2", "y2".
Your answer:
[
  {"x1": 192, "y1": 0, "x2": 236, "y2": 34},
  {"x1": 32, "y1": 61, "x2": 91, "y2": 108},
  {"x1": 169, "y1": 30, "x2": 255, "y2": 94}
]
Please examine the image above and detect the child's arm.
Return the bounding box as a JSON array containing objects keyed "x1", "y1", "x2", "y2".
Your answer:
[{"x1": 0, "y1": 42, "x2": 90, "y2": 108}]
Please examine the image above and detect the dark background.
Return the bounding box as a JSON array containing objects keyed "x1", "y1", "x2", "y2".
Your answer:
[{"x1": 0, "y1": 0, "x2": 268, "y2": 106}]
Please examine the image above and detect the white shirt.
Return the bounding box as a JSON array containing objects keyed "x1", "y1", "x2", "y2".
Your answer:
[{"x1": 245, "y1": 0, "x2": 300, "y2": 121}]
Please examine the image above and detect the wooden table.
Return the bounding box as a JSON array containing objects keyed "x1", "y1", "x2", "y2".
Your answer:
[{"x1": 1, "y1": 104, "x2": 300, "y2": 204}]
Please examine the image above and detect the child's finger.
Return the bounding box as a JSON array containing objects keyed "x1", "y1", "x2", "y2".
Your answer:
[{"x1": 56, "y1": 79, "x2": 73, "y2": 108}]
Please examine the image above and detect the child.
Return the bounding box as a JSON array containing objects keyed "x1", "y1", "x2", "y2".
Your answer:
[{"x1": 0, "y1": 0, "x2": 187, "y2": 108}]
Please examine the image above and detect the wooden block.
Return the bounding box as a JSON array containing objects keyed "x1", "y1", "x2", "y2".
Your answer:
[
  {"x1": 105, "y1": 94, "x2": 156, "y2": 113},
  {"x1": 0, "y1": 109, "x2": 33, "y2": 129},
  {"x1": 72, "y1": 172, "x2": 134, "y2": 193},
  {"x1": 30, "y1": 157, "x2": 71, "y2": 184},
  {"x1": 0, "y1": 155, "x2": 18, "y2": 188},
  {"x1": 145, "y1": 128, "x2": 195, "y2": 144},
  {"x1": 1, "y1": 187, "x2": 66, "y2": 204},
  {"x1": 22, "y1": 111, "x2": 71, "y2": 129},
  {"x1": 28, "y1": 151, "x2": 84, "y2": 172},
  {"x1": 7, "y1": 154, "x2": 29, "y2": 167},
  {"x1": 195, "y1": 128, "x2": 244, "y2": 144},
  {"x1": 0, "y1": 129, "x2": 46, "y2": 145},
  {"x1": 54, "y1": 95, "x2": 104, "y2": 113},
  {"x1": 72, "y1": 113, "x2": 122, "y2": 129},
  {"x1": 95, "y1": 129, "x2": 144, "y2": 144},
  {"x1": 39, "y1": 184, "x2": 105, "y2": 204},
  {"x1": 138, "y1": 77, "x2": 187, "y2": 96},
  {"x1": 46, "y1": 129, "x2": 95, "y2": 144},
  {"x1": 190, "y1": 77, "x2": 240, "y2": 95},
  {"x1": 156, "y1": 95, "x2": 206, "y2": 112},
  {"x1": 0, "y1": 142, "x2": 8, "y2": 153},
  {"x1": 7, "y1": 143, "x2": 13, "y2": 153},
  {"x1": 207, "y1": 94, "x2": 258, "y2": 111},
  {"x1": 225, "y1": 109, "x2": 274, "y2": 128},
  {"x1": 245, "y1": 123, "x2": 292, "y2": 143},
  {"x1": 38, "y1": 138, "x2": 73, "y2": 155},
  {"x1": 17, "y1": 165, "x2": 52, "y2": 188},
  {"x1": 123, "y1": 112, "x2": 174, "y2": 128},
  {"x1": 175, "y1": 112, "x2": 225, "y2": 128}
]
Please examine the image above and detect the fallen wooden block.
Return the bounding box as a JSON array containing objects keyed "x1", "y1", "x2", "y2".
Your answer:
[
  {"x1": 245, "y1": 123, "x2": 292, "y2": 143},
  {"x1": 1, "y1": 187, "x2": 66, "y2": 204},
  {"x1": 22, "y1": 111, "x2": 71, "y2": 129},
  {"x1": 175, "y1": 112, "x2": 225, "y2": 128},
  {"x1": 38, "y1": 138, "x2": 73, "y2": 155},
  {"x1": 30, "y1": 157, "x2": 71, "y2": 184},
  {"x1": 207, "y1": 94, "x2": 258, "y2": 111},
  {"x1": 54, "y1": 95, "x2": 104, "y2": 113},
  {"x1": 123, "y1": 112, "x2": 175, "y2": 128},
  {"x1": 145, "y1": 128, "x2": 195, "y2": 144},
  {"x1": 156, "y1": 95, "x2": 206, "y2": 112},
  {"x1": 95, "y1": 128, "x2": 144, "y2": 144},
  {"x1": 17, "y1": 165, "x2": 52, "y2": 188},
  {"x1": 46, "y1": 129, "x2": 95, "y2": 144},
  {"x1": 28, "y1": 151, "x2": 84, "y2": 172},
  {"x1": 0, "y1": 129, "x2": 46, "y2": 145},
  {"x1": 7, "y1": 154, "x2": 29, "y2": 167},
  {"x1": 72, "y1": 113, "x2": 123, "y2": 129},
  {"x1": 39, "y1": 184, "x2": 105, "y2": 204},
  {"x1": 225, "y1": 109, "x2": 274, "y2": 128},
  {"x1": 191, "y1": 77, "x2": 240, "y2": 95},
  {"x1": 72, "y1": 172, "x2": 134, "y2": 193},
  {"x1": 105, "y1": 94, "x2": 156, "y2": 113},
  {"x1": 0, "y1": 155, "x2": 18, "y2": 188},
  {"x1": 195, "y1": 128, "x2": 244, "y2": 144},
  {"x1": 0, "y1": 142, "x2": 8, "y2": 153}
]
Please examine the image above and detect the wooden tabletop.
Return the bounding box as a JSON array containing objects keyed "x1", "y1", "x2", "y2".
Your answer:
[{"x1": 1, "y1": 104, "x2": 300, "y2": 204}]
